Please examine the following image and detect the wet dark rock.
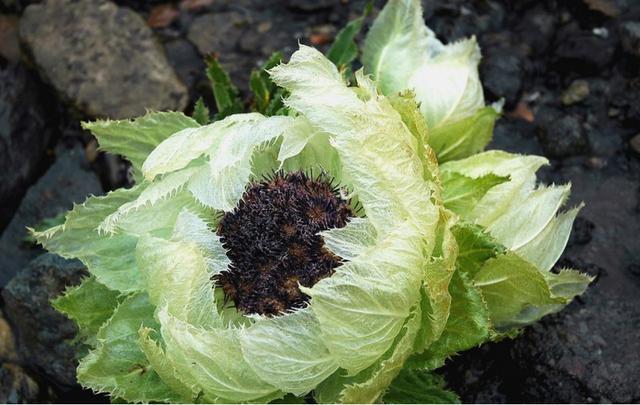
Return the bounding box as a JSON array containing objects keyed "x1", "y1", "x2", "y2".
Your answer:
[
  {"x1": 569, "y1": 217, "x2": 595, "y2": 246},
  {"x1": 19, "y1": 0, "x2": 188, "y2": 118},
  {"x1": 164, "y1": 38, "x2": 205, "y2": 96},
  {"x1": 480, "y1": 47, "x2": 524, "y2": 107},
  {"x1": 553, "y1": 26, "x2": 615, "y2": 74},
  {"x1": 287, "y1": 0, "x2": 338, "y2": 12},
  {"x1": 0, "y1": 147, "x2": 102, "y2": 288},
  {"x1": 516, "y1": 6, "x2": 557, "y2": 56},
  {"x1": 489, "y1": 116, "x2": 543, "y2": 156},
  {"x1": 610, "y1": 76, "x2": 640, "y2": 124},
  {"x1": 0, "y1": 309, "x2": 17, "y2": 363},
  {"x1": 187, "y1": 11, "x2": 247, "y2": 57},
  {"x1": 537, "y1": 114, "x2": 590, "y2": 158},
  {"x1": 0, "y1": 15, "x2": 20, "y2": 62},
  {"x1": 620, "y1": 21, "x2": 640, "y2": 57},
  {"x1": 2, "y1": 253, "x2": 87, "y2": 390},
  {"x1": 0, "y1": 62, "x2": 56, "y2": 233},
  {"x1": 444, "y1": 286, "x2": 640, "y2": 403},
  {"x1": 0, "y1": 363, "x2": 40, "y2": 404}
]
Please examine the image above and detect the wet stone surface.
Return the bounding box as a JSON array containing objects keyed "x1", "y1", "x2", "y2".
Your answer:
[{"x1": 19, "y1": 0, "x2": 188, "y2": 118}]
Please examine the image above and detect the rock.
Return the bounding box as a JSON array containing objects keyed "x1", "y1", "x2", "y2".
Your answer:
[
  {"x1": 0, "y1": 146, "x2": 102, "y2": 288},
  {"x1": 515, "y1": 6, "x2": 557, "y2": 56},
  {"x1": 620, "y1": 21, "x2": 640, "y2": 58},
  {"x1": 553, "y1": 26, "x2": 615, "y2": 74},
  {"x1": 480, "y1": 46, "x2": 524, "y2": 107},
  {"x1": 537, "y1": 115, "x2": 590, "y2": 158},
  {"x1": 287, "y1": 0, "x2": 338, "y2": 12},
  {"x1": 444, "y1": 286, "x2": 640, "y2": 403},
  {"x1": 489, "y1": 115, "x2": 543, "y2": 156},
  {"x1": 569, "y1": 217, "x2": 595, "y2": 246},
  {"x1": 0, "y1": 310, "x2": 17, "y2": 363},
  {"x1": 629, "y1": 133, "x2": 640, "y2": 155},
  {"x1": 163, "y1": 38, "x2": 205, "y2": 96},
  {"x1": 0, "y1": 15, "x2": 20, "y2": 62},
  {"x1": 187, "y1": 11, "x2": 247, "y2": 57},
  {"x1": 510, "y1": 286, "x2": 640, "y2": 403},
  {"x1": 0, "y1": 62, "x2": 56, "y2": 233},
  {"x1": 186, "y1": 11, "x2": 255, "y2": 92},
  {"x1": 0, "y1": 363, "x2": 39, "y2": 404},
  {"x1": 19, "y1": 0, "x2": 188, "y2": 118},
  {"x1": 561, "y1": 80, "x2": 590, "y2": 105},
  {"x1": 2, "y1": 253, "x2": 87, "y2": 390}
]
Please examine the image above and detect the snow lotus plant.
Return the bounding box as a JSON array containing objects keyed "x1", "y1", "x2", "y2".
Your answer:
[{"x1": 36, "y1": 0, "x2": 591, "y2": 403}]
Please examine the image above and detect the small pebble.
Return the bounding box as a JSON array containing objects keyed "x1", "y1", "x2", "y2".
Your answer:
[
  {"x1": 629, "y1": 133, "x2": 640, "y2": 155},
  {"x1": 561, "y1": 80, "x2": 590, "y2": 106}
]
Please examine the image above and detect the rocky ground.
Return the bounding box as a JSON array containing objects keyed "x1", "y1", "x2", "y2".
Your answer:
[{"x1": 0, "y1": 0, "x2": 639, "y2": 403}]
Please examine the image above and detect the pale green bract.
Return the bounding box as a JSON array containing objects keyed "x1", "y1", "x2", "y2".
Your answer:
[{"x1": 37, "y1": 1, "x2": 591, "y2": 402}]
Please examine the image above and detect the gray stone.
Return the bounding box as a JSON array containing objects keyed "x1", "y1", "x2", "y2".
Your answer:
[
  {"x1": 0, "y1": 62, "x2": 55, "y2": 232},
  {"x1": 287, "y1": 0, "x2": 338, "y2": 12},
  {"x1": 0, "y1": 363, "x2": 39, "y2": 404},
  {"x1": 2, "y1": 253, "x2": 87, "y2": 389},
  {"x1": 629, "y1": 133, "x2": 640, "y2": 155},
  {"x1": 620, "y1": 21, "x2": 640, "y2": 58},
  {"x1": 19, "y1": 0, "x2": 188, "y2": 119},
  {"x1": 187, "y1": 11, "x2": 247, "y2": 57},
  {"x1": 0, "y1": 146, "x2": 102, "y2": 288},
  {"x1": 537, "y1": 115, "x2": 590, "y2": 158},
  {"x1": 480, "y1": 46, "x2": 524, "y2": 107}
]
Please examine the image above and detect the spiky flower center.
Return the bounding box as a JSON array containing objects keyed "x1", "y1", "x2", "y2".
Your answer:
[{"x1": 215, "y1": 171, "x2": 354, "y2": 316}]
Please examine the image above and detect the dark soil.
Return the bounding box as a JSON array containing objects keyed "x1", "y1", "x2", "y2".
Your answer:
[{"x1": 1, "y1": 0, "x2": 639, "y2": 403}]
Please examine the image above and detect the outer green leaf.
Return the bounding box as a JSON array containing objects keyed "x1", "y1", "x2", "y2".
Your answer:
[
  {"x1": 410, "y1": 271, "x2": 490, "y2": 370},
  {"x1": 139, "y1": 328, "x2": 199, "y2": 403},
  {"x1": 78, "y1": 293, "x2": 180, "y2": 403},
  {"x1": 362, "y1": 0, "x2": 433, "y2": 95},
  {"x1": 142, "y1": 113, "x2": 264, "y2": 181},
  {"x1": 543, "y1": 268, "x2": 593, "y2": 299},
  {"x1": 205, "y1": 56, "x2": 244, "y2": 120},
  {"x1": 52, "y1": 276, "x2": 121, "y2": 346},
  {"x1": 472, "y1": 252, "x2": 563, "y2": 330},
  {"x1": 430, "y1": 105, "x2": 500, "y2": 162},
  {"x1": 407, "y1": 37, "x2": 484, "y2": 131},
  {"x1": 452, "y1": 223, "x2": 504, "y2": 278},
  {"x1": 239, "y1": 308, "x2": 338, "y2": 396},
  {"x1": 186, "y1": 115, "x2": 294, "y2": 210},
  {"x1": 516, "y1": 205, "x2": 582, "y2": 272},
  {"x1": 136, "y1": 235, "x2": 219, "y2": 328},
  {"x1": 338, "y1": 304, "x2": 422, "y2": 403},
  {"x1": 383, "y1": 369, "x2": 460, "y2": 404},
  {"x1": 301, "y1": 224, "x2": 424, "y2": 374},
  {"x1": 441, "y1": 170, "x2": 508, "y2": 217},
  {"x1": 192, "y1": 97, "x2": 210, "y2": 125},
  {"x1": 320, "y1": 217, "x2": 377, "y2": 261},
  {"x1": 82, "y1": 111, "x2": 199, "y2": 182},
  {"x1": 158, "y1": 306, "x2": 282, "y2": 403},
  {"x1": 35, "y1": 187, "x2": 144, "y2": 292}
]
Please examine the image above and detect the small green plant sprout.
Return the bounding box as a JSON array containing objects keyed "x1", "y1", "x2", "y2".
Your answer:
[{"x1": 36, "y1": 0, "x2": 592, "y2": 403}]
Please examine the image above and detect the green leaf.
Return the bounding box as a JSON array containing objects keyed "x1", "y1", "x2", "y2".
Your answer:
[
  {"x1": 441, "y1": 170, "x2": 509, "y2": 217},
  {"x1": 326, "y1": 2, "x2": 371, "y2": 72},
  {"x1": 82, "y1": 111, "x2": 199, "y2": 182},
  {"x1": 453, "y1": 223, "x2": 505, "y2": 278},
  {"x1": 52, "y1": 276, "x2": 122, "y2": 347},
  {"x1": 543, "y1": 268, "x2": 593, "y2": 300},
  {"x1": 430, "y1": 105, "x2": 500, "y2": 162},
  {"x1": 239, "y1": 309, "x2": 338, "y2": 396},
  {"x1": 410, "y1": 271, "x2": 490, "y2": 370},
  {"x1": 250, "y1": 52, "x2": 284, "y2": 115},
  {"x1": 78, "y1": 293, "x2": 181, "y2": 403},
  {"x1": 362, "y1": 0, "x2": 432, "y2": 96},
  {"x1": 473, "y1": 252, "x2": 564, "y2": 331},
  {"x1": 205, "y1": 56, "x2": 244, "y2": 120},
  {"x1": 22, "y1": 213, "x2": 66, "y2": 245},
  {"x1": 34, "y1": 187, "x2": 145, "y2": 293},
  {"x1": 192, "y1": 97, "x2": 210, "y2": 125},
  {"x1": 383, "y1": 369, "x2": 460, "y2": 404}
]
